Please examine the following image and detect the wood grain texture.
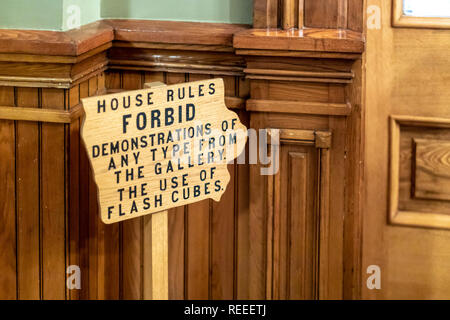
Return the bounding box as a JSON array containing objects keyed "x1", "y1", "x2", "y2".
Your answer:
[
  {"x1": 16, "y1": 87, "x2": 40, "y2": 299},
  {"x1": 0, "y1": 21, "x2": 113, "y2": 56},
  {"x1": 253, "y1": 0, "x2": 279, "y2": 28},
  {"x1": 78, "y1": 81, "x2": 90, "y2": 300},
  {"x1": 166, "y1": 73, "x2": 187, "y2": 300},
  {"x1": 364, "y1": 0, "x2": 450, "y2": 299},
  {"x1": 68, "y1": 84, "x2": 80, "y2": 300},
  {"x1": 0, "y1": 87, "x2": 16, "y2": 300},
  {"x1": 151, "y1": 211, "x2": 169, "y2": 299},
  {"x1": 304, "y1": 0, "x2": 339, "y2": 29},
  {"x1": 106, "y1": 20, "x2": 249, "y2": 47},
  {"x1": 41, "y1": 88, "x2": 66, "y2": 299},
  {"x1": 0, "y1": 6, "x2": 367, "y2": 300},
  {"x1": 234, "y1": 28, "x2": 364, "y2": 53},
  {"x1": 414, "y1": 139, "x2": 450, "y2": 201}
]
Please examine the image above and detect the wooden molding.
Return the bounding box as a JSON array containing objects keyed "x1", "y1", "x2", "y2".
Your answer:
[
  {"x1": 0, "y1": 21, "x2": 114, "y2": 56},
  {"x1": 389, "y1": 115, "x2": 450, "y2": 230},
  {"x1": 0, "y1": 103, "x2": 83, "y2": 123},
  {"x1": 264, "y1": 127, "x2": 332, "y2": 298},
  {"x1": 392, "y1": 0, "x2": 450, "y2": 29},
  {"x1": 106, "y1": 19, "x2": 250, "y2": 47},
  {"x1": 0, "y1": 19, "x2": 363, "y2": 89},
  {"x1": 247, "y1": 99, "x2": 351, "y2": 116},
  {"x1": 234, "y1": 28, "x2": 364, "y2": 53},
  {"x1": 269, "y1": 128, "x2": 332, "y2": 149}
]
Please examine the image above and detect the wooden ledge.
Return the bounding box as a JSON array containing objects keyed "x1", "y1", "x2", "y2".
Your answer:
[
  {"x1": 0, "y1": 21, "x2": 362, "y2": 58},
  {"x1": 234, "y1": 28, "x2": 365, "y2": 54},
  {"x1": 0, "y1": 19, "x2": 250, "y2": 57},
  {"x1": 106, "y1": 19, "x2": 250, "y2": 47},
  {"x1": 0, "y1": 21, "x2": 114, "y2": 56}
]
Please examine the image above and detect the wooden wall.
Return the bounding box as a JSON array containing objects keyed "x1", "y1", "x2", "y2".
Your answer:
[
  {"x1": 0, "y1": 1, "x2": 365, "y2": 300},
  {"x1": 0, "y1": 73, "x2": 105, "y2": 299}
]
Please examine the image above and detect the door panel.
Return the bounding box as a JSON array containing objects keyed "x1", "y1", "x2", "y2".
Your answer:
[{"x1": 364, "y1": 0, "x2": 450, "y2": 299}]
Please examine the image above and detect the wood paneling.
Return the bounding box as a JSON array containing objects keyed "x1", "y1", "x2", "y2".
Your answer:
[
  {"x1": 16, "y1": 87, "x2": 40, "y2": 300},
  {"x1": 0, "y1": 11, "x2": 364, "y2": 300},
  {"x1": 41, "y1": 88, "x2": 66, "y2": 299},
  {"x1": 0, "y1": 87, "x2": 16, "y2": 300},
  {"x1": 414, "y1": 139, "x2": 450, "y2": 201}
]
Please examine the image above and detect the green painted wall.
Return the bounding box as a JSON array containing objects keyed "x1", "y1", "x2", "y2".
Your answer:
[
  {"x1": 0, "y1": 0, "x2": 63, "y2": 31},
  {"x1": 100, "y1": 0, "x2": 253, "y2": 24},
  {"x1": 0, "y1": 0, "x2": 252, "y2": 31},
  {"x1": 62, "y1": 0, "x2": 101, "y2": 31}
]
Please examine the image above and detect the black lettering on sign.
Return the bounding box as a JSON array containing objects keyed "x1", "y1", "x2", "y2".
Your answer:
[{"x1": 81, "y1": 78, "x2": 247, "y2": 223}]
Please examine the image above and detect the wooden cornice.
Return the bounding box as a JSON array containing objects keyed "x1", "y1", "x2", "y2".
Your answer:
[
  {"x1": 105, "y1": 19, "x2": 250, "y2": 47},
  {"x1": 234, "y1": 28, "x2": 365, "y2": 54},
  {"x1": 0, "y1": 21, "x2": 114, "y2": 56},
  {"x1": 0, "y1": 19, "x2": 364, "y2": 88}
]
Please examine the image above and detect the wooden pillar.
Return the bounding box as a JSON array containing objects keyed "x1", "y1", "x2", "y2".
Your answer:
[{"x1": 283, "y1": 0, "x2": 296, "y2": 30}]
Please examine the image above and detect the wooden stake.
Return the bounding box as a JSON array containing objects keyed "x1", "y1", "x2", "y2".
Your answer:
[{"x1": 144, "y1": 81, "x2": 169, "y2": 300}]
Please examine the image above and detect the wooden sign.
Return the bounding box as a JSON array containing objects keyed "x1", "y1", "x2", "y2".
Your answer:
[{"x1": 81, "y1": 78, "x2": 247, "y2": 224}]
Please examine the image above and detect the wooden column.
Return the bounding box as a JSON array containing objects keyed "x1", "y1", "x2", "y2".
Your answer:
[{"x1": 283, "y1": 0, "x2": 296, "y2": 30}]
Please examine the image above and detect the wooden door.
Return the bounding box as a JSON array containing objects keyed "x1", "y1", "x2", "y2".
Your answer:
[{"x1": 364, "y1": 0, "x2": 450, "y2": 299}]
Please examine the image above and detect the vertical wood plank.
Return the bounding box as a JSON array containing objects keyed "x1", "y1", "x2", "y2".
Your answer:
[
  {"x1": 236, "y1": 77, "x2": 250, "y2": 299},
  {"x1": 142, "y1": 71, "x2": 166, "y2": 300},
  {"x1": 143, "y1": 214, "x2": 152, "y2": 299},
  {"x1": 185, "y1": 73, "x2": 212, "y2": 300},
  {"x1": 318, "y1": 148, "x2": 331, "y2": 299},
  {"x1": 211, "y1": 76, "x2": 238, "y2": 299},
  {"x1": 283, "y1": 0, "x2": 296, "y2": 30},
  {"x1": 0, "y1": 87, "x2": 17, "y2": 300},
  {"x1": 168, "y1": 206, "x2": 186, "y2": 300},
  {"x1": 41, "y1": 88, "x2": 66, "y2": 299},
  {"x1": 347, "y1": 0, "x2": 363, "y2": 32},
  {"x1": 121, "y1": 71, "x2": 144, "y2": 300},
  {"x1": 88, "y1": 77, "x2": 99, "y2": 300},
  {"x1": 100, "y1": 72, "x2": 120, "y2": 300},
  {"x1": 79, "y1": 81, "x2": 90, "y2": 299},
  {"x1": 298, "y1": 0, "x2": 305, "y2": 29},
  {"x1": 186, "y1": 200, "x2": 210, "y2": 299},
  {"x1": 151, "y1": 210, "x2": 169, "y2": 299},
  {"x1": 248, "y1": 116, "x2": 266, "y2": 299},
  {"x1": 304, "y1": 0, "x2": 339, "y2": 29},
  {"x1": 288, "y1": 152, "x2": 308, "y2": 299},
  {"x1": 68, "y1": 84, "x2": 80, "y2": 300},
  {"x1": 211, "y1": 164, "x2": 236, "y2": 299},
  {"x1": 16, "y1": 87, "x2": 40, "y2": 300},
  {"x1": 337, "y1": 0, "x2": 348, "y2": 29},
  {"x1": 166, "y1": 72, "x2": 187, "y2": 300},
  {"x1": 253, "y1": 0, "x2": 279, "y2": 29}
]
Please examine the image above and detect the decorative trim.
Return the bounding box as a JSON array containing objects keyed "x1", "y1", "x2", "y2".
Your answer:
[
  {"x1": 392, "y1": 0, "x2": 450, "y2": 29},
  {"x1": 247, "y1": 99, "x2": 351, "y2": 116},
  {"x1": 244, "y1": 68, "x2": 353, "y2": 84},
  {"x1": 234, "y1": 28, "x2": 364, "y2": 53},
  {"x1": 0, "y1": 103, "x2": 83, "y2": 123},
  {"x1": 0, "y1": 20, "x2": 363, "y2": 88},
  {"x1": 109, "y1": 60, "x2": 244, "y2": 77},
  {"x1": 0, "y1": 65, "x2": 107, "y2": 89},
  {"x1": 269, "y1": 128, "x2": 332, "y2": 149},
  {"x1": 265, "y1": 127, "x2": 332, "y2": 299},
  {"x1": 389, "y1": 115, "x2": 450, "y2": 230}
]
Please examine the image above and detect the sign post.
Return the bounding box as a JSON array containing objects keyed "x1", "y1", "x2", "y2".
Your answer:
[
  {"x1": 144, "y1": 81, "x2": 168, "y2": 300},
  {"x1": 80, "y1": 78, "x2": 247, "y2": 299}
]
